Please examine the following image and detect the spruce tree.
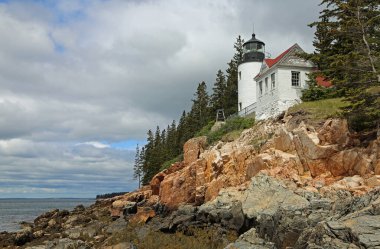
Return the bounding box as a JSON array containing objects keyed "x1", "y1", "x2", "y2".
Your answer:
[
  {"x1": 133, "y1": 144, "x2": 143, "y2": 188},
  {"x1": 142, "y1": 130, "x2": 154, "y2": 185},
  {"x1": 210, "y1": 70, "x2": 227, "y2": 115},
  {"x1": 225, "y1": 36, "x2": 244, "y2": 116},
  {"x1": 190, "y1": 81, "x2": 211, "y2": 131},
  {"x1": 309, "y1": 0, "x2": 380, "y2": 130}
]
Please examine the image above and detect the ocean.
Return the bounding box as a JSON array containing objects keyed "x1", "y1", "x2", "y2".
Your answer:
[{"x1": 0, "y1": 198, "x2": 95, "y2": 232}]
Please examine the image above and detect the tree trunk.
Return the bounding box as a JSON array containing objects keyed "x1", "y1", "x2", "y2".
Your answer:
[{"x1": 356, "y1": 6, "x2": 380, "y2": 82}]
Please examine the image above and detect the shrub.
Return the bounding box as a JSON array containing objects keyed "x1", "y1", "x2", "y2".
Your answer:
[
  {"x1": 206, "y1": 117, "x2": 255, "y2": 144},
  {"x1": 160, "y1": 154, "x2": 184, "y2": 171}
]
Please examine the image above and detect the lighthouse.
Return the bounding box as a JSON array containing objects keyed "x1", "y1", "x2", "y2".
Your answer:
[{"x1": 237, "y1": 33, "x2": 265, "y2": 112}]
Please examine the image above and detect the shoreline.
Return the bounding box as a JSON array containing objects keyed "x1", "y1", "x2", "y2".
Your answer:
[{"x1": 0, "y1": 198, "x2": 95, "y2": 233}]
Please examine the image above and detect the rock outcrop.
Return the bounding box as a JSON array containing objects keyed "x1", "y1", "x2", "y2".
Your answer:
[
  {"x1": 6, "y1": 114, "x2": 380, "y2": 249},
  {"x1": 117, "y1": 118, "x2": 379, "y2": 211}
]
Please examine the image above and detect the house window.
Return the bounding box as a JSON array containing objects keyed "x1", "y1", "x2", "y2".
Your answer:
[
  {"x1": 259, "y1": 81, "x2": 263, "y2": 95},
  {"x1": 238, "y1": 71, "x2": 241, "y2": 80},
  {"x1": 265, "y1": 77, "x2": 268, "y2": 93},
  {"x1": 291, "y1": 71, "x2": 300, "y2": 87},
  {"x1": 271, "y1": 73, "x2": 275, "y2": 89}
]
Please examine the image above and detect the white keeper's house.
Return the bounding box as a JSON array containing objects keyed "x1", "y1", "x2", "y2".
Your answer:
[{"x1": 237, "y1": 32, "x2": 330, "y2": 120}]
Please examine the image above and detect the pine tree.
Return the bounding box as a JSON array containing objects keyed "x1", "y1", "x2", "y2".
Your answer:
[
  {"x1": 309, "y1": 0, "x2": 380, "y2": 130},
  {"x1": 133, "y1": 144, "x2": 143, "y2": 188},
  {"x1": 166, "y1": 120, "x2": 177, "y2": 158},
  {"x1": 224, "y1": 36, "x2": 244, "y2": 116},
  {"x1": 142, "y1": 130, "x2": 154, "y2": 185},
  {"x1": 177, "y1": 110, "x2": 189, "y2": 153},
  {"x1": 189, "y1": 81, "x2": 211, "y2": 131},
  {"x1": 210, "y1": 70, "x2": 227, "y2": 115}
]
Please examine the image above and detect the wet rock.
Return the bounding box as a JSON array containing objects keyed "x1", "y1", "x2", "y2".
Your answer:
[
  {"x1": 73, "y1": 205, "x2": 86, "y2": 213},
  {"x1": 14, "y1": 230, "x2": 34, "y2": 246}
]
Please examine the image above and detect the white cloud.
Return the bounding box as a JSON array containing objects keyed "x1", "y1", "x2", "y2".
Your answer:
[
  {"x1": 77, "y1": 141, "x2": 110, "y2": 149},
  {"x1": 0, "y1": 0, "x2": 320, "y2": 197}
]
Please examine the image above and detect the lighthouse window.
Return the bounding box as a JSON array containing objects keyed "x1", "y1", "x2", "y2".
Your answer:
[
  {"x1": 239, "y1": 71, "x2": 241, "y2": 80},
  {"x1": 259, "y1": 81, "x2": 263, "y2": 95},
  {"x1": 265, "y1": 77, "x2": 268, "y2": 93},
  {"x1": 257, "y1": 43, "x2": 264, "y2": 52},
  {"x1": 291, "y1": 71, "x2": 300, "y2": 87},
  {"x1": 271, "y1": 73, "x2": 275, "y2": 89}
]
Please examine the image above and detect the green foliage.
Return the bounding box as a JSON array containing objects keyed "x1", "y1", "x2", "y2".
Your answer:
[
  {"x1": 195, "y1": 121, "x2": 214, "y2": 137},
  {"x1": 308, "y1": 0, "x2": 380, "y2": 131},
  {"x1": 138, "y1": 35, "x2": 248, "y2": 185},
  {"x1": 288, "y1": 98, "x2": 348, "y2": 122},
  {"x1": 224, "y1": 36, "x2": 244, "y2": 117},
  {"x1": 301, "y1": 76, "x2": 339, "y2": 101},
  {"x1": 189, "y1": 81, "x2": 212, "y2": 132},
  {"x1": 210, "y1": 70, "x2": 227, "y2": 114},
  {"x1": 160, "y1": 154, "x2": 184, "y2": 171},
  {"x1": 133, "y1": 145, "x2": 143, "y2": 188},
  {"x1": 206, "y1": 117, "x2": 255, "y2": 144}
]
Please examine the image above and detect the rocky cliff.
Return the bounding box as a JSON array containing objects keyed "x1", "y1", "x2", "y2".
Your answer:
[
  {"x1": 110, "y1": 113, "x2": 380, "y2": 248},
  {"x1": 3, "y1": 112, "x2": 380, "y2": 249}
]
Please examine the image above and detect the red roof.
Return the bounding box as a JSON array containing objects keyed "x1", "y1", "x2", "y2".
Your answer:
[
  {"x1": 264, "y1": 47, "x2": 292, "y2": 68},
  {"x1": 316, "y1": 75, "x2": 332, "y2": 87},
  {"x1": 255, "y1": 45, "x2": 296, "y2": 79}
]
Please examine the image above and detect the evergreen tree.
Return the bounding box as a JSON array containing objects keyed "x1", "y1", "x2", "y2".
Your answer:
[
  {"x1": 133, "y1": 144, "x2": 143, "y2": 188},
  {"x1": 177, "y1": 110, "x2": 189, "y2": 153},
  {"x1": 308, "y1": 0, "x2": 380, "y2": 130},
  {"x1": 166, "y1": 120, "x2": 177, "y2": 158},
  {"x1": 189, "y1": 81, "x2": 211, "y2": 131},
  {"x1": 138, "y1": 35, "x2": 250, "y2": 184},
  {"x1": 224, "y1": 36, "x2": 244, "y2": 116},
  {"x1": 210, "y1": 70, "x2": 227, "y2": 115},
  {"x1": 142, "y1": 130, "x2": 154, "y2": 185}
]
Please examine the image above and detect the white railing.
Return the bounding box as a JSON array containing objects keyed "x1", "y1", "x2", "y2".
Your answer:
[{"x1": 238, "y1": 102, "x2": 257, "y2": 117}]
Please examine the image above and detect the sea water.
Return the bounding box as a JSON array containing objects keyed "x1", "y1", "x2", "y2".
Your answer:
[{"x1": 0, "y1": 198, "x2": 94, "y2": 232}]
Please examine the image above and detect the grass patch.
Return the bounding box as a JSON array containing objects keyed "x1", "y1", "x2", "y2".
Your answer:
[
  {"x1": 288, "y1": 98, "x2": 348, "y2": 122},
  {"x1": 160, "y1": 154, "x2": 183, "y2": 171},
  {"x1": 195, "y1": 121, "x2": 215, "y2": 137},
  {"x1": 200, "y1": 117, "x2": 255, "y2": 144}
]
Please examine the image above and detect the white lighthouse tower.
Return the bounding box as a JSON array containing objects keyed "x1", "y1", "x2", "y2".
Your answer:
[{"x1": 238, "y1": 33, "x2": 265, "y2": 113}]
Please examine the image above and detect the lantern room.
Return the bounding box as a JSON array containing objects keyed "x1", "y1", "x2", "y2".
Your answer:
[{"x1": 241, "y1": 33, "x2": 265, "y2": 63}]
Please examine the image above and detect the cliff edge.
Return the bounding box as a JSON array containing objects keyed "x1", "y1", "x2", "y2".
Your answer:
[{"x1": 2, "y1": 111, "x2": 380, "y2": 248}]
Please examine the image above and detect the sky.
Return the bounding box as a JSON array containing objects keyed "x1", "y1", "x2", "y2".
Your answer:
[{"x1": 0, "y1": 0, "x2": 321, "y2": 198}]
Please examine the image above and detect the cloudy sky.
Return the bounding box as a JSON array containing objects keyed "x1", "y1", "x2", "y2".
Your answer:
[{"x1": 0, "y1": 0, "x2": 320, "y2": 198}]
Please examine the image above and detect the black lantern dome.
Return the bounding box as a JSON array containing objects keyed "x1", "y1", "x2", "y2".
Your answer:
[{"x1": 241, "y1": 33, "x2": 265, "y2": 64}]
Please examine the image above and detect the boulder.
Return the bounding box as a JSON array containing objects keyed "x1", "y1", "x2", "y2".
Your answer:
[
  {"x1": 105, "y1": 218, "x2": 128, "y2": 234},
  {"x1": 273, "y1": 126, "x2": 295, "y2": 152},
  {"x1": 159, "y1": 161, "x2": 197, "y2": 209},
  {"x1": 318, "y1": 119, "x2": 350, "y2": 147},
  {"x1": 129, "y1": 207, "x2": 155, "y2": 224},
  {"x1": 242, "y1": 174, "x2": 309, "y2": 219},
  {"x1": 225, "y1": 228, "x2": 276, "y2": 249},
  {"x1": 149, "y1": 172, "x2": 165, "y2": 195},
  {"x1": 183, "y1": 136, "x2": 207, "y2": 165}
]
